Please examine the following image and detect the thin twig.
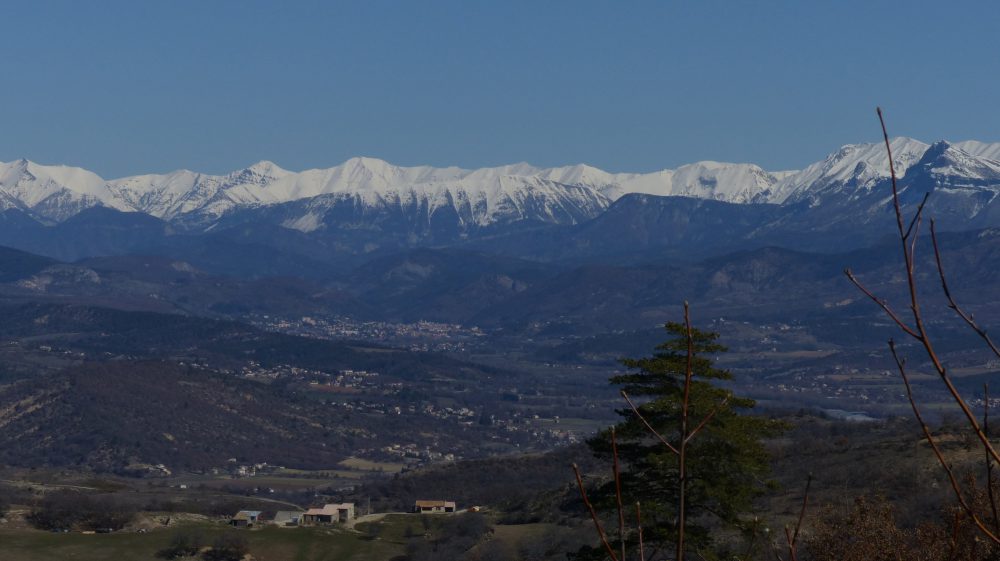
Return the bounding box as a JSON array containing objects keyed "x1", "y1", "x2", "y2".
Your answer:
[
  {"x1": 676, "y1": 301, "x2": 695, "y2": 561},
  {"x1": 985, "y1": 384, "x2": 1000, "y2": 533},
  {"x1": 947, "y1": 510, "x2": 961, "y2": 561},
  {"x1": 737, "y1": 516, "x2": 762, "y2": 561},
  {"x1": 783, "y1": 474, "x2": 812, "y2": 561},
  {"x1": 930, "y1": 220, "x2": 1000, "y2": 360},
  {"x1": 611, "y1": 428, "x2": 626, "y2": 561},
  {"x1": 685, "y1": 396, "x2": 730, "y2": 444},
  {"x1": 572, "y1": 463, "x2": 620, "y2": 561},
  {"x1": 783, "y1": 527, "x2": 796, "y2": 561},
  {"x1": 857, "y1": 109, "x2": 1000, "y2": 471},
  {"x1": 876, "y1": 107, "x2": 906, "y2": 244},
  {"x1": 770, "y1": 534, "x2": 786, "y2": 561},
  {"x1": 907, "y1": 210, "x2": 922, "y2": 276},
  {"x1": 792, "y1": 474, "x2": 812, "y2": 545},
  {"x1": 636, "y1": 501, "x2": 645, "y2": 561},
  {"x1": 620, "y1": 390, "x2": 680, "y2": 456},
  {"x1": 890, "y1": 341, "x2": 1000, "y2": 544},
  {"x1": 903, "y1": 192, "x2": 931, "y2": 241},
  {"x1": 843, "y1": 269, "x2": 920, "y2": 339}
]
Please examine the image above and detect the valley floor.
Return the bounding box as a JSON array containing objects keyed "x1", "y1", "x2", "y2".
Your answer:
[{"x1": 0, "y1": 512, "x2": 578, "y2": 561}]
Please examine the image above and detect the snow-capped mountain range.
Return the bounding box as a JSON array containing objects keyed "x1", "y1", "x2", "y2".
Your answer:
[
  {"x1": 1, "y1": 137, "x2": 1000, "y2": 239},
  {"x1": 0, "y1": 155, "x2": 789, "y2": 228}
]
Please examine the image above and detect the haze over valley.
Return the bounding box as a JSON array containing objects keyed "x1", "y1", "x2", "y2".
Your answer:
[{"x1": 2, "y1": 135, "x2": 1000, "y2": 438}]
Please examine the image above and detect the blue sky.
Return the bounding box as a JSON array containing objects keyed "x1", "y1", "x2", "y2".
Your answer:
[{"x1": 2, "y1": 0, "x2": 999, "y2": 177}]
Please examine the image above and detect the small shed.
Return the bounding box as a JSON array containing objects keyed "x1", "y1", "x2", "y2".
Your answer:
[
  {"x1": 414, "y1": 500, "x2": 456, "y2": 513},
  {"x1": 230, "y1": 510, "x2": 262, "y2": 528},
  {"x1": 272, "y1": 511, "x2": 305, "y2": 526}
]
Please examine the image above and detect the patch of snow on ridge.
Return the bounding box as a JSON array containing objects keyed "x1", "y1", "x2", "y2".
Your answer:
[
  {"x1": 953, "y1": 141, "x2": 1000, "y2": 163},
  {"x1": 282, "y1": 211, "x2": 325, "y2": 233},
  {"x1": 536, "y1": 161, "x2": 781, "y2": 203}
]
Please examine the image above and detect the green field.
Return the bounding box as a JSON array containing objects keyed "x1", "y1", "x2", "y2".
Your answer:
[
  {"x1": 0, "y1": 522, "x2": 402, "y2": 561},
  {"x1": 337, "y1": 457, "x2": 405, "y2": 473},
  {"x1": 183, "y1": 475, "x2": 356, "y2": 493},
  {"x1": 167, "y1": 461, "x2": 407, "y2": 494},
  {"x1": 0, "y1": 512, "x2": 580, "y2": 561}
]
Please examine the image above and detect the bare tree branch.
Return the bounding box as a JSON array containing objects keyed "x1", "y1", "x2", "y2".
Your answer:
[
  {"x1": 852, "y1": 108, "x2": 1000, "y2": 478},
  {"x1": 985, "y1": 383, "x2": 1000, "y2": 534},
  {"x1": 930, "y1": 219, "x2": 1000, "y2": 360},
  {"x1": 843, "y1": 269, "x2": 920, "y2": 339},
  {"x1": 770, "y1": 533, "x2": 787, "y2": 561},
  {"x1": 903, "y1": 192, "x2": 931, "y2": 241},
  {"x1": 782, "y1": 474, "x2": 812, "y2": 561},
  {"x1": 792, "y1": 474, "x2": 812, "y2": 546},
  {"x1": 906, "y1": 210, "x2": 922, "y2": 276},
  {"x1": 676, "y1": 301, "x2": 695, "y2": 561},
  {"x1": 611, "y1": 427, "x2": 626, "y2": 561},
  {"x1": 889, "y1": 341, "x2": 1000, "y2": 544},
  {"x1": 572, "y1": 463, "x2": 620, "y2": 561},
  {"x1": 947, "y1": 511, "x2": 961, "y2": 561},
  {"x1": 876, "y1": 107, "x2": 907, "y2": 244},
  {"x1": 685, "y1": 396, "x2": 730, "y2": 445},
  {"x1": 620, "y1": 390, "x2": 680, "y2": 456},
  {"x1": 636, "y1": 501, "x2": 645, "y2": 561}
]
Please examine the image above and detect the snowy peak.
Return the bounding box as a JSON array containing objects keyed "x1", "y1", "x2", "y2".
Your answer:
[
  {"x1": 241, "y1": 157, "x2": 471, "y2": 205},
  {"x1": 108, "y1": 160, "x2": 295, "y2": 220},
  {"x1": 666, "y1": 161, "x2": 780, "y2": 203},
  {"x1": 0, "y1": 159, "x2": 109, "y2": 203},
  {"x1": 771, "y1": 137, "x2": 930, "y2": 204},
  {"x1": 108, "y1": 170, "x2": 217, "y2": 219},
  {"x1": 904, "y1": 141, "x2": 1000, "y2": 186},
  {"x1": 536, "y1": 164, "x2": 619, "y2": 194},
  {"x1": 244, "y1": 160, "x2": 288, "y2": 177},
  {"x1": 226, "y1": 160, "x2": 292, "y2": 188},
  {"x1": 885, "y1": 142, "x2": 1000, "y2": 222},
  {"x1": 334, "y1": 156, "x2": 399, "y2": 186},
  {"x1": 0, "y1": 159, "x2": 132, "y2": 221}
]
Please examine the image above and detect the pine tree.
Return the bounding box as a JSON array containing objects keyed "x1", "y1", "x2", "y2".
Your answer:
[{"x1": 584, "y1": 317, "x2": 785, "y2": 559}]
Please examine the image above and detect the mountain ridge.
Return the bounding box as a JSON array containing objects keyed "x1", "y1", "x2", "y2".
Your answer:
[
  {"x1": 3, "y1": 138, "x2": 1000, "y2": 267},
  {"x1": 6, "y1": 137, "x2": 998, "y2": 228}
]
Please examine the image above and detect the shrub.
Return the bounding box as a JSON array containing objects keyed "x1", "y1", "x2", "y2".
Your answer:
[
  {"x1": 26, "y1": 491, "x2": 136, "y2": 532},
  {"x1": 157, "y1": 529, "x2": 205, "y2": 559},
  {"x1": 203, "y1": 534, "x2": 249, "y2": 561}
]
